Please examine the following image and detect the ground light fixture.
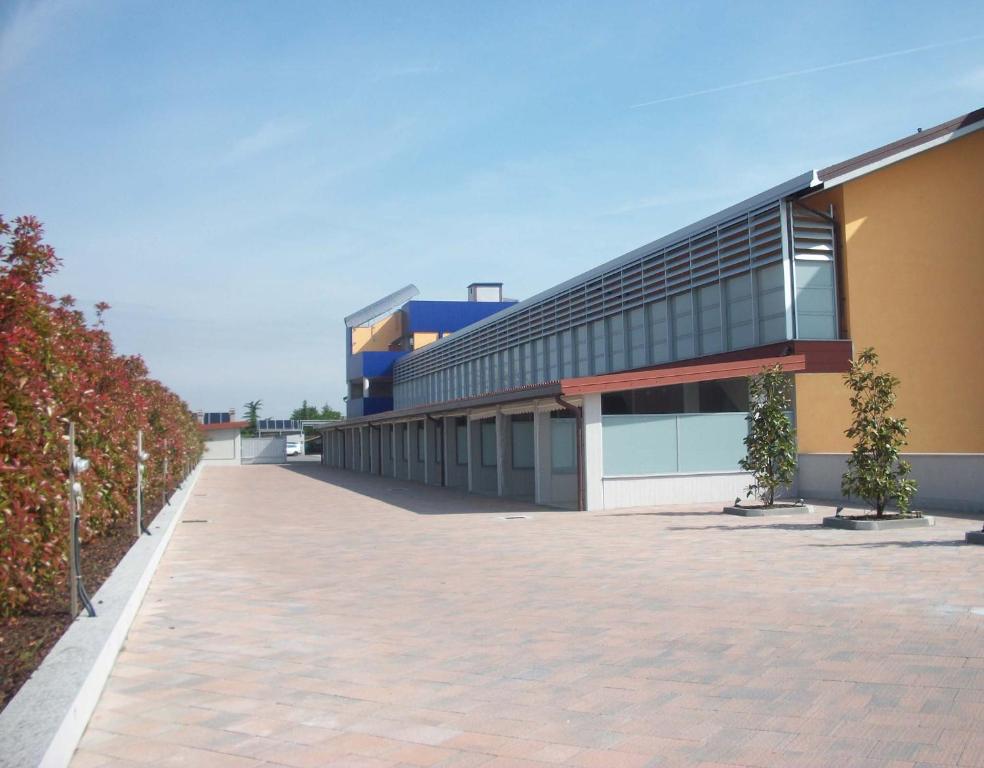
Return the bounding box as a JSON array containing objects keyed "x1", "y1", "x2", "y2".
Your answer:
[
  {"x1": 136, "y1": 431, "x2": 151, "y2": 536},
  {"x1": 67, "y1": 422, "x2": 96, "y2": 617}
]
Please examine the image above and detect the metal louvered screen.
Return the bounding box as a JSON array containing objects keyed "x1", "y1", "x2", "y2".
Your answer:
[{"x1": 393, "y1": 190, "x2": 836, "y2": 409}]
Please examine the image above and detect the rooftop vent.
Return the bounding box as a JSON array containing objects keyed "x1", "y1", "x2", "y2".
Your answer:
[{"x1": 467, "y1": 282, "x2": 503, "y2": 302}]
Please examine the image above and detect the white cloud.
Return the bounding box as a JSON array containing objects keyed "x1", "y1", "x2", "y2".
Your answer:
[
  {"x1": 226, "y1": 118, "x2": 307, "y2": 162},
  {"x1": 0, "y1": 0, "x2": 76, "y2": 79}
]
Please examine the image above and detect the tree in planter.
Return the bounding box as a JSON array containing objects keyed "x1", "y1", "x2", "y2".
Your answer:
[
  {"x1": 841, "y1": 347, "x2": 917, "y2": 516},
  {"x1": 739, "y1": 364, "x2": 797, "y2": 507}
]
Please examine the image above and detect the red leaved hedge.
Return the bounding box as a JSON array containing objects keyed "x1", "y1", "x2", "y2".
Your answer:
[{"x1": 0, "y1": 215, "x2": 204, "y2": 617}]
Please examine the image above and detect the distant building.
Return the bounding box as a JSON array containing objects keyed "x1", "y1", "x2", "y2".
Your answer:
[
  {"x1": 321, "y1": 108, "x2": 984, "y2": 512},
  {"x1": 197, "y1": 409, "x2": 249, "y2": 465},
  {"x1": 344, "y1": 283, "x2": 516, "y2": 418}
]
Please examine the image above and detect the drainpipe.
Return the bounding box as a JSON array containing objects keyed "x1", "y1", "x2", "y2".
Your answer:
[
  {"x1": 555, "y1": 396, "x2": 584, "y2": 512},
  {"x1": 426, "y1": 414, "x2": 445, "y2": 487}
]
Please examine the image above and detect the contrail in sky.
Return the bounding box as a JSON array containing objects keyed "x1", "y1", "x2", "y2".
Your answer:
[{"x1": 630, "y1": 34, "x2": 984, "y2": 108}]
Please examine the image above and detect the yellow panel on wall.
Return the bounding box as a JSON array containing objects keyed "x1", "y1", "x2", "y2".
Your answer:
[
  {"x1": 351, "y1": 312, "x2": 403, "y2": 354},
  {"x1": 413, "y1": 331, "x2": 439, "y2": 350}
]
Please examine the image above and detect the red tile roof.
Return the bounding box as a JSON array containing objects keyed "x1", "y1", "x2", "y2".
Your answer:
[{"x1": 200, "y1": 420, "x2": 250, "y2": 432}]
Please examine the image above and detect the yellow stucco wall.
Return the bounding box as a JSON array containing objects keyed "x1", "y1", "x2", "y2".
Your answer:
[
  {"x1": 412, "y1": 331, "x2": 440, "y2": 350},
  {"x1": 351, "y1": 312, "x2": 403, "y2": 354},
  {"x1": 796, "y1": 128, "x2": 984, "y2": 453}
]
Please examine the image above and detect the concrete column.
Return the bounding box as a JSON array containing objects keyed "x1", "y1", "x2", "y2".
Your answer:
[
  {"x1": 533, "y1": 409, "x2": 549, "y2": 505},
  {"x1": 390, "y1": 424, "x2": 400, "y2": 477},
  {"x1": 466, "y1": 415, "x2": 475, "y2": 493},
  {"x1": 404, "y1": 422, "x2": 412, "y2": 479},
  {"x1": 443, "y1": 417, "x2": 451, "y2": 473},
  {"x1": 423, "y1": 419, "x2": 434, "y2": 485},
  {"x1": 583, "y1": 393, "x2": 603, "y2": 511},
  {"x1": 495, "y1": 410, "x2": 506, "y2": 497}
]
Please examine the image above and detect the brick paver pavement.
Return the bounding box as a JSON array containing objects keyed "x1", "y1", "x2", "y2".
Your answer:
[{"x1": 71, "y1": 464, "x2": 984, "y2": 768}]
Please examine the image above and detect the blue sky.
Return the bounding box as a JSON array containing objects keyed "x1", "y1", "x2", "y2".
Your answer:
[{"x1": 2, "y1": 1, "x2": 982, "y2": 418}]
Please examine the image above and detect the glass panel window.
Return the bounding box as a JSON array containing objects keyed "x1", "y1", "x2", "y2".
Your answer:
[
  {"x1": 725, "y1": 274, "x2": 754, "y2": 350},
  {"x1": 416, "y1": 422, "x2": 425, "y2": 462},
  {"x1": 756, "y1": 262, "x2": 787, "y2": 342},
  {"x1": 547, "y1": 334, "x2": 560, "y2": 380},
  {"x1": 648, "y1": 300, "x2": 669, "y2": 363},
  {"x1": 627, "y1": 307, "x2": 646, "y2": 368},
  {"x1": 697, "y1": 284, "x2": 722, "y2": 355},
  {"x1": 455, "y1": 420, "x2": 468, "y2": 464},
  {"x1": 591, "y1": 319, "x2": 608, "y2": 374},
  {"x1": 511, "y1": 416, "x2": 534, "y2": 469},
  {"x1": 608, "y1": 313, "x2": 626, "y2": 371},
  {"x1": 795, "y1": 259, "x2": 837, "y2": 339},
  {"x1": 560, "y1": 330, "x2": 573, "y2": 378},
  {"x1": 480, "y1": 420, "x2": 497, "y2": 467},
  {"x1": 550, "y1": 414, "x2": 577, "y2": 473},
  {"x1": 670, "y1": 293, "x2": 695, "y2": 360},
  {"x1": 575, "y1": 325, "x2": 590, "y2": 376}
]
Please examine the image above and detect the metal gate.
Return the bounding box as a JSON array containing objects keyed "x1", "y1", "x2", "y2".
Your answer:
[{"x1": 241, "y1": 436, "x2": 286, "y2": 464}]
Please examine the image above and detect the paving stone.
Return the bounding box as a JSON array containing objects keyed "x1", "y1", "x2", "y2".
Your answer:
[{"x1": 68, "y1": 465, "x2": 984, "y2": 768}]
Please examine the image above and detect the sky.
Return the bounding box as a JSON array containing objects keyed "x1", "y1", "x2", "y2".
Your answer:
[{"x1": 1, "y1": 1, "x2": 982, "y2": 418}]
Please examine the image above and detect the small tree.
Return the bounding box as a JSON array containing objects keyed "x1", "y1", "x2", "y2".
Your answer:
[
  {"x1": 243, "y1": 399, "x2": 262, "y2": 436},
  {"x1": 319, "y1": 402, "x2": 341, "y2": 420},
  {"x1": 841, "y1": 347, "x2": 917, "y2": 516},
  {"x1": 739, "y1": 364, "x2": 797, "y2": 507}
]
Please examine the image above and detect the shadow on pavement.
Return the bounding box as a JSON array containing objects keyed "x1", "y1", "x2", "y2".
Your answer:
[
  {"x1": 275, "y1": 461, "x2": 552, "y2": 516},
  {"x1": 809, "y1": 539, "x2": 968, "y2": 549}
]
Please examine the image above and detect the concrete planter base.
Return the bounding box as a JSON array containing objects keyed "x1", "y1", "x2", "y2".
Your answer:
[
  {"x1": 823, "y1": 514, "x2": 934, "y2": 531},
  {"x1": 724, "y1": 503, "x2": 814, "y2": 517},
  {"x1": 965, "y1": 530, "x2": 984, "y2": 545}
]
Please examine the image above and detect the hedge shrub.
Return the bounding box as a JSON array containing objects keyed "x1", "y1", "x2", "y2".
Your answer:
[{"x1": 0, "y1": 215, "x2": 203, "y2": 617}]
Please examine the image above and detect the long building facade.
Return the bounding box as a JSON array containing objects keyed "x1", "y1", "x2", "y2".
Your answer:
[{"x1": 321, "y1": 108, "x2": 984, "y2": 512}]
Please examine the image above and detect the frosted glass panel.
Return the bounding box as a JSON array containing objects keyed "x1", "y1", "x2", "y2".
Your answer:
[
  {"x1": 511, "y1": 420, "x2": 534, "y2": 469},
  {"x1": 551, "y1": 419, "x2": 576, "y2": 472},
  {"x1": 795, "y1": 260, "x2": 837, "y2": 339},
  {"x1": 455, "y1": 424, "x2": 468, "y2": 464},
  {"x1": 603, "y1": 415, "x2": 678, "y2": 475},
  {"x1": 480, "y1": 421, "x2": 497, "y2": 466},
  {"x1": 677, "y1": 413, "x2": 747, "y2": 473},
  {"x1": 603, "y1": 413, "x2": 749, "y2": 476}
]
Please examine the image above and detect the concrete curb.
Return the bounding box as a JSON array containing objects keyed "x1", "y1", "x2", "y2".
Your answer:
[
  {"x1": 0, "y1": 463, "x2": 204, "y2": 768},
  {"x1": 723, "y1": 504, "x2": 814, "y2": 517},
  {"x1": 822, "y1": 514, "x2": 934, "y2": 531}
]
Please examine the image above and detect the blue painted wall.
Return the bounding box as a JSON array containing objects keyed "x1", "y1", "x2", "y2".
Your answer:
[{"x1": 404, "y1": 300, "x2": 515, "y2": 334}]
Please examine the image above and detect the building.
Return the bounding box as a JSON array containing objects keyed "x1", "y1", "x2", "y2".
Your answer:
[
  {"x1": 320, "y1": 108, "x2": 984, "y2": 512},
  {"x1": 344, "y1": 283, "x2": 516, "y2": 417},
  {"x1": 199, "y1": 410, "x2": 249, "y2": 466}
]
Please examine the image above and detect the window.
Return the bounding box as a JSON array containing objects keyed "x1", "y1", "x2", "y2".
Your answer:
[
  {"x1": 670, "y1": 293, "x2": 695, "y2": 359},
  {"x1": 550, "y1": 412, "x2": 576, "y2": 473},
  {"x1": 574, "y1": 325, "x2": 590, "y2": 376},
  {"x1": 591, "y1": 319, "x2": 607, "y2": 374},
  {"x1": 601, "y1": 380, "x2": 748, "y2": 415},
  {"x1": 725, "y1": 274, "x2": 754, "y2": 350},
  {"x1": 648, "y1": 300, "x2": 669, "y2": 363},
  {"x1": 560, "y1": 330, "x2": 573, "y2": 378},
  {"x1": 455, "y1": 419, "x2": 468, "y2": 465},
  {"x1": 627, "y1": 307, "x2": 646, "y2": 368},
  {"x1": 416, "y1": 422, "x2": 425, "y2": 461},
  {"x1": 480, "y1": 420, "x2": 497, "y2": 467},
  {"x1": 435, "y1": 422, "x2": 442, "y2": 464},
  {"x1": 697, "y1": 284, "x2": 722, "y2": 355},
  {"x1": 511, "y1": 415, "x2": 534, "y2": 469}
]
